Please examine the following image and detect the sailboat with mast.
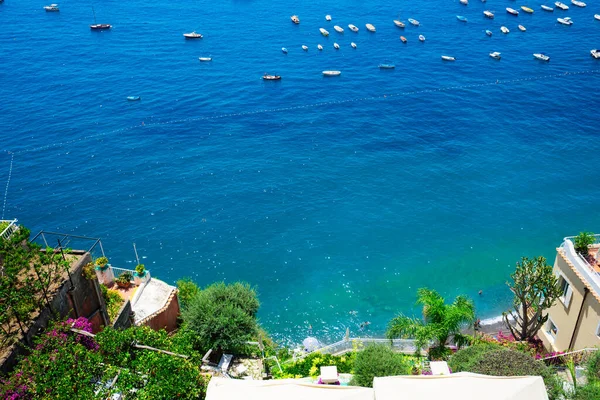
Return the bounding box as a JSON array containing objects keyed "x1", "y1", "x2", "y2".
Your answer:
[{"x1": 90, "y1": 6, "x2": 111, "y2": 30}]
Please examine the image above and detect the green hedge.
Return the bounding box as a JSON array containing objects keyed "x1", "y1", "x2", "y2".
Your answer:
[
  {"x1": 350, "y1": 345, "x2": 413, "y2": 387},
  {"x1": 273, "y1": 352, "x2": 355, "y2": 379}
]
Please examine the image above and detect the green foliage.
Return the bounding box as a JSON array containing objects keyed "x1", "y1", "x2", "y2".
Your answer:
[
  {"x1": 350, "y1": 345, "x2": 413, "y2": 387},
  {"x1": 182, "y1": 281, "x2": 260, "y2": 352},
  {"x1": 176, "y1": 277, "x2": 200, "y2": 310},
  {"x1": 573, "y1": 382, "x2": 600, "y2": 400},
  {"x1": 574, "y1": 232, "x2": 596, "y2": 257},
  {"x1": 585, "y1": 349, "x2": 600, "y2": 383},
  {"x1": 100, "y1": 284, "x2": 124, "y2": 321},
  {"x1": 503, "y1": 256, "x2": 561, "y2": 342},
  {"x1": 82, "y1": 262, "x2": 96, "y2": 280},
  {"x1": 386, "y1": 288, "x2": 475, "y2": 355},
  {"x1": 116, "y1": 272, "x2": 133, "y2": 285},
  {"x1": 0, "y1": 220, "x2": 10, "y2": 233},
  {"x1": 273, "y1": 352, "x2": 356, "y2": 379},
  {"x1": 95, "y1": 256, "x2": 109, "y2": 266},
  {"x1": 135, "y1": 263, "x2": 146, "y2": 276},
  {"x1": 448, "y1": 343, "x2": 503, "y2": 372}
]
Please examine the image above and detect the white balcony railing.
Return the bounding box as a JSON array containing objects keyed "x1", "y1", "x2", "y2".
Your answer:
[
  {"x1": 0, "y1": 219, "x2": 18, "y2": 241},
  {"x1": 560, "y1": 237, "x2": 600, "y2": 296}
]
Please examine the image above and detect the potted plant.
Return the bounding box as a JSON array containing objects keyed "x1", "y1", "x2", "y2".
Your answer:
[
  {"x1": 95, "y1": 256, "x2": 109, "y2": 270},
  {"x1": 116, "y1": 272, "x2": 133, "y2": 289},
  {"x1": 135, "y1": 264, "x2": 146, "y2": 277}
]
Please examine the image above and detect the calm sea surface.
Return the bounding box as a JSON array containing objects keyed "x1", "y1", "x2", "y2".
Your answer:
[{"x1": 1, "y1": 0, "x2": 599, "y2": 345}]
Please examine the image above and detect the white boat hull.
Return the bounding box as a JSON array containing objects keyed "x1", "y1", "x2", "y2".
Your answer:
[
  {"x1": 366, "y1": 23, "x2": 376, "y2": 32},
  {"x1": 323, "y1": 71, "x2": 341, "y2": 76}
]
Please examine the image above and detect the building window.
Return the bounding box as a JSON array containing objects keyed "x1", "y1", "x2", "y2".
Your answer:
[
  {"x1": 547, "y1": 319, "x2": 559, "y2": 341},
  {"x1": 558, "y1": 276, "x2": 573, "y2": 308}
]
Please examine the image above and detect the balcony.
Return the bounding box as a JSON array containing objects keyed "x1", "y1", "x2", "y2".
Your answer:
[{"x1": 560, "y1": 235, "x2": 600, "y2": 296}]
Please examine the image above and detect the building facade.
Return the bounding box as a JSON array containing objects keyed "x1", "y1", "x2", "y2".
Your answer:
[{"x1": 538, "y1": 235, "x2": 600, "y2": 352}]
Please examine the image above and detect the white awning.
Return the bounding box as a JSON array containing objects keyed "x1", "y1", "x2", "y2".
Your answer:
[
  {"x1": 206, "y1": 377, "x2": 374, "y2": 400},
  {"x1": 373, "y1": 372, "x2": 548, "y2": 400}
]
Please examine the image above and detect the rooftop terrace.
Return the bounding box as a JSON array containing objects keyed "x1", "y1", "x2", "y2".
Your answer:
[{"x1": 559, "y1": 235, "x2": 600, "y2": 297}]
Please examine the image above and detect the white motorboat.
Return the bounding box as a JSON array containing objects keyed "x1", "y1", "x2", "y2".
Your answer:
[
  {"x1": 541, "y1": 5, "x2": 554, "y2": 11},
  {"x1": 441, "y1": 55, "x2": 456, "y2": 61},
  {"x1": 518, "y1": 24, "x2": 526, "y2": 31},
  {"x1": 351, "y1": 42, "x2": 357, "y2": 48},
  {"x1": 183, "y1": 32, "x2": 203, "y2": 39},
  {"x1": 557, "y1": 17, "x2": 573, "y2": 25},
  {"x1": 291, "y1": 15, "x2": 300, "y2": 24},
  {"x1": 489, "y1": 52, "x2": 501, "y2": 59},
  {"x1": 302, "y1": 45, "x2": 308, "y2": 51},
  {"x1": 595, "y1": 14, "x2": 600, "y2": 21},
  {"x1": 501, "y1": 26, "x2": 510, "y2": 33},
  {"x1": 460, "y1": 0, "x2": 468, "y2": 4},
  {"x1": 591, "y1": 49, "x2": 600, "y2": 59},
  {"x1": 483, "y1": 10, "x2": 495, "y2": 18},
  {"x1": 533, "y1": 53, "x2": 550, "y2": 61},
  {"x1": 320, "y1": 28, "x2": 330, "y2": 36},
  {"x1": 486, "y1": 29, "x2": 493, "y2": 36},
  {"x1": 366, "y1": 23, "x2": 376, "y2": 32},
  {"x1": 198, "y1": 57, "x2": 212, "y2": 61},
  {"x1": 333, "y1": 42, "x2": 340, "y2": 49},
  {"x1": 393, "y1": 20, "x2": 406, "y2": 28},
  {"x1": 408, "y1": 18, "x2": 420, "y2": 26},
  {"x1": 506, "y1": 7, "x2": 519, "y2": 15},
  {"x1": 571, "y1": 0, "x2": 586, "y2": 7},
  {"x1": 348, "y1": 24, "x2": 359, "y2": 32},
  {"x1": 44, "y1": 3, "x2": 59, "y2": 11},
  {"x1": 326, "y1": 15, "x2": 332, "y2": 21},
  {"x1": 323, "y1": 70, "x2": 341, "y2": 76},
  {"x1": 318, "y1": 44, "x2": 323, "y2": 50},
  {"x1": 555, "y1": 1, "x2": 569, "y2": 10},
  {"x1": 521, "y1": 6, "x2": 534, "y2": 13},
  {"x1": 419, "y1": 35, "x2": 425, "y2": 42},
  {"x1": 282, "y1": 47, "x2": 288, "y2": 53},
  {"x1": 334, "y1": 25, "x2": 344, "y2": 33}
]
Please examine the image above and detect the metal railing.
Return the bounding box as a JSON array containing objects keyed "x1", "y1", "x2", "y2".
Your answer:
[
  {"x1": 0, "y1": 218, "x2": 19, "y2": 240},
  {"x1": 560, "y1": 238, "x2": 600, "y2": 295},
  {"x1": 296, "y1": 337, "x2": 421, "y2": 359},
  {"x1": 30, "y1": 231, "x2": 105, "y2": 258},
  {"x1": 111, "y1": 267, "x2": 137, "y2": 282}
]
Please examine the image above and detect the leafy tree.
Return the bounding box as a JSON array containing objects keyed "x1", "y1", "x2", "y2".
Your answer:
[
  {"x1": 350, "y1": 345, "x2": 412, "y2": 387},
  {"x1": 176, "y1": 278, "x2": 201, "y2": 310},
  {"x1": 386, "y1": 288, "x2": 475, "y2": 357},
  {"x1": 182, "y1": 281, "x2": 260, "y2": 352},
  {"x1": 502, "y1": 256, "x2": 561, "y2": 342},
  {"x1": 574, "y1": 232, "x2": 596, "y2": 257}
]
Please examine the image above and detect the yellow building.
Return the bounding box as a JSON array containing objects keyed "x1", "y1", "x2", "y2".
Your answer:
[{"x1": 538, "y1": 235, "x2": 600, "y2": 352}]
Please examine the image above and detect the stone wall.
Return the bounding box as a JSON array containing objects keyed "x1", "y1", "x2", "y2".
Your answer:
[
  {"x1": 112, "y1": 300, "x2": 134, "y2": 330},
  {"x1": 142, "y1": 292, "x2": 181, "y2": 333}
]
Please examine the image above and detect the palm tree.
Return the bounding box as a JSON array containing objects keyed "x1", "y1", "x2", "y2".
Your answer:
[{"x1": 386, "y1": 288, "x2": 475, "y2": 356}]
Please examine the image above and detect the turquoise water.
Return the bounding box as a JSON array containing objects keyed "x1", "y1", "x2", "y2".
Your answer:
[{"x1": 1, "y1": 0, "x2": 599, "y2": 345}]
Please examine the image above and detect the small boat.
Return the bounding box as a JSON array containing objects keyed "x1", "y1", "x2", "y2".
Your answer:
[
  {"x1": 483, "y1": 10, "x2": 495, "y2": 18},
  {"x1": 541, "y1": 5, "x2": 554, "y2": 11},
  {"x1": 302, "y1": 45, "x2": 308, "y2": 51},
  {"x1": 486, "y1": 29, "x2": 493, "y2": 36},
  {"x1": 501, "y1": 26, "x2": 510, "y2": 33},
  {"x1": 291, "y1": 15, "x2": 300, "y2": 24},
  {"x1": 419, "y1": 34, "x2": 425, "y2": 42},
  {"x1": 557, "y1": 17, "x2": 573, "y2": 25},
  {"x1": 198, "y1": 57, "x2": 212, "y2": 61},
  {"x1": 460, "y1": 0, "x2": 468, "y2": 4},
  {"x1": 263, "y1": 74, "x2": 281, "y2": 80},
  {"x1": 282, "y1": 47, "x2": 288, "y2": 54},
  {"x1": 183, "y1": 32, "x2": 203, "y2": 39},
  {"x1": 408, "y1": 18, "x2": 420, "y2": 26},
  {"x1": 366, "y1": 23, "x2": 376, "y2": 32},
  {"x1": 127, "y1": 96, "x2": 141, "y2": 101},
  {"x1": 571, "y1": 0, "x2": 586, "y2": 7},
  {"x1": 441, "y1": 55, "x2": 456, "y2": 61},
  {"x1": 333, "y1": 42, "x2": 340, "y2": 49},
  {"x1": 318, "y1": 44, "x2": 323, "y2": 50},
  {"x1": 591, "y1": 49, "x2": 600, "y2": 59},
  {"x1": 595, "y1": 14, "x2": 600, "y2": 21},
  {"x1": 533, "y1": 53, "x2": 550, "y2": 61},
  {"x1": 521, "y1": 6, "x2": 534, "y2": 13},
  {"x1": 348, "y1": 24, "x2": 359, "y2": 32},
  {"x1": 91, "y1": 24, "x2": 112, "y2": 30},
  {"x1": 489, "y1": 51, "x2": 501, "y2": 59},
  {"x1": 555, "y1": 1, "x2": 569, "y2": 10},
  {"x1": 320, "y1": 28, "x2": 330, "y2": 36},
  {"x1": 506, "y1": 8, "x2": 519, "y2": 15},
  {"x1": 351, "y1": 42, "x2": 357, "y2": 48},
  {"x1": 400, "y1": 35, "x2": 407, "y2": 43},
  {"x1": 518, "y1": 24, "x2": 526, "y2": 31},
  {"x1": 393, "y1": 20, "x2": 406, "y2": 28},
  {"x1": 323, "y1": 70, "x2": 341, "y2": 76},
  {"x1": 325, "y1": 15, "x2": 332, "y2": 21},
  {"x1": 44, "y1": 3, "x2": 59, "y2": 11},
  {"x1": 457, "y1": 15, "x2": 468, "y2": 22},
  {"x1": 379, "y1": 63, "x2": 395, "y2": 69},
  {"x1": 334, "y1": 25, "x2": 344, "y2": 33}
]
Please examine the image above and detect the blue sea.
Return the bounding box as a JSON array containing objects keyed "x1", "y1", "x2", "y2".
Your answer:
[{"x1": 1, "y1": 0, "x2": 599, "y2": 345}]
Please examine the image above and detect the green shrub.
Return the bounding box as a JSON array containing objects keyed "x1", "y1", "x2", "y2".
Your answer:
[
  {"x1": 182, "y1": 281, "x2": 260, "y2": 353},
  {"x1": 135, "y1": 263, "x2": 146, "y2": 276},
  {"x1": 274, "y1": 352, "x2": 356, "y2": 379},
  {"x1": 586, "y1": 349, "x2": 600, "y2": 383},
  {"x1": 350, "y1": 345, "x2": 412, "y2": 387},
  {"x1": 176, "y1": 277, "x2": 200, "y2": 309},
  {"x1": 101, "y1": 286, "x2": 124, "y2": 321},
  {"x1": 95, "y1": 256, "x2": 109, "y2": 266},
  {"x1": 575, "y1": 232, "x2": 596, "y2": 257},
  {"x1": 449, "y1": 343, "x2": 503, "y2": 372},
  {"x1": 573, "y1": 382, "x2": 600, "y2": 400}
]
